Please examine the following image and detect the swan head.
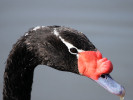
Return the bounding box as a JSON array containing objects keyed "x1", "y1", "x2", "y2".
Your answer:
[{"x1": 25, "y1": 26, "x2": 125, "y2": 97}]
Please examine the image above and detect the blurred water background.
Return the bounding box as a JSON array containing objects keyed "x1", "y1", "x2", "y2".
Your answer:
[{"x1": 0, "y1": 0, "x2": 133, "y2": 100}]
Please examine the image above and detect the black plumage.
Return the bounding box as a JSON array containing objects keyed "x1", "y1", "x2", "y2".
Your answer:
[{"x1": 3, "y1": 26, "x2": 96, "y2": 100}]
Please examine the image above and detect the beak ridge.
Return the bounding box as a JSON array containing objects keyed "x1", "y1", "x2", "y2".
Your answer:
[{"x1": 95, "y1": 74, "x2": 125, "y2": 97}]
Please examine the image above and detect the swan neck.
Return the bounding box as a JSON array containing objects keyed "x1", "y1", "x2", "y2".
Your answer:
[{"x1": 3, "y1": 43, "x2": 39, "y2": 100}]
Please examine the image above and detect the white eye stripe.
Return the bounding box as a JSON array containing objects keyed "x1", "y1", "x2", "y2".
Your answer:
[
  {"x1": 53, "y1": 28, "x2": 84, "y2": 54},
  {"x1": 53, "y1": 28, "x2": 59, "y2": 36}
]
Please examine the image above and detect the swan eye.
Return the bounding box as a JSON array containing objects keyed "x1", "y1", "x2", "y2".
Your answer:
[{"x1": 70, "y1": 48, "x2": 78, "y2": 54}]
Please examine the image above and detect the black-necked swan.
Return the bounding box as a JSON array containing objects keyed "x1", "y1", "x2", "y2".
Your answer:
[{"x1": 3, "y1": 26, "x2": 125, "y2": 100}]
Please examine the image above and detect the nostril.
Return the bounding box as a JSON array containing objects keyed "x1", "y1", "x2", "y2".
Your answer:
[
  {"x1": 101, "y1": 74, "x2": 108, "y2": 79},
  {"x1": 101, "y1": 74, "x2": 106, "y2": 78}
]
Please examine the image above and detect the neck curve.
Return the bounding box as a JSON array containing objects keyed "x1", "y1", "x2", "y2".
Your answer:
[{"x1": 3, "y1": 41, "x2": 39, "y2": 100}]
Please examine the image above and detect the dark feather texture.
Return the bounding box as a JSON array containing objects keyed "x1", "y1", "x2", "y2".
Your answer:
[{"x1": 3, "y1": 26, "x2": 96, "y2": 100}]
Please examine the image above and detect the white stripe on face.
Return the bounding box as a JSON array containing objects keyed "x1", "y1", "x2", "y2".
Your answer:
[
  {"x1": 53, "y1": 28, "x2": 59, "y2": 36},
  {"x1": 53, "y1": 28, "x2": 84, "y2": 55}
]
